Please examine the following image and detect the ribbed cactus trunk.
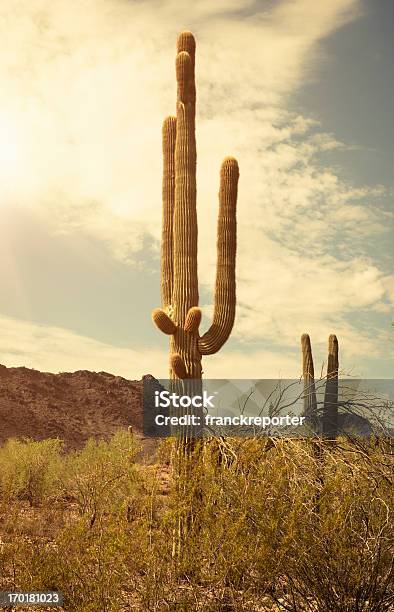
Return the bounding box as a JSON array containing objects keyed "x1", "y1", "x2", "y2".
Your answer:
[
  {"x1": 152, "y1": 31, "x2": 239, "y2": 447},
  {"x1": 323, "y1": 334, "x2": 339, "y2": 440},
  {"x1": 301, "y1": 333, "x2": 318, "y2": 433},
  {"x1": 152, "y1": 31, "x2": 239, "y2": 561}
]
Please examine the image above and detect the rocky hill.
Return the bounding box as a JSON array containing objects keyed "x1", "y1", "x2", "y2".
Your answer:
[{"x1": 0, "y1": 364, "x2": 157, "y2": 452}]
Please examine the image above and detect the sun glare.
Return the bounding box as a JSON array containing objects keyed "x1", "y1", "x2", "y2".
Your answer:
[{"x1": 0, "y1": 115, "x2": 20, "y2": 180}]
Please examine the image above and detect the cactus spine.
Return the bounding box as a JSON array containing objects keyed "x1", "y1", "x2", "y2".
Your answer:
[{"x1": 152, "y1": 31, "x2": 239, "y2": 393}]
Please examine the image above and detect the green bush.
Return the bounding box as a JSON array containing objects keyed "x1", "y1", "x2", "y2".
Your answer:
[
  {"x1": 61, "y1": 430, "x2": 140, "y2": 520},
  {"x1": 0, "y1": 438, "x2": 63, "y2": 505}
]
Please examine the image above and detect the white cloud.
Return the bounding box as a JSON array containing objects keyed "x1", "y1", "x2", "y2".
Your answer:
[
  {"x1": 0, "y1": 0, "x2": 363, "y2": 240},
  {"x1": 0, "y1": 313, "x2": 316, "y2": 379},
  {"x1": 0, "y1": 0, "x2": 392, "y2": 375},
  {"x1": 0, "y1": 313, "x2": 297, "y2": 378},
  {"x1": 1, "y1": 313, "x2": 390, "y2": 380},
  {"x1": 0, "y1": 314, "x2": 167, "y2": 379}
]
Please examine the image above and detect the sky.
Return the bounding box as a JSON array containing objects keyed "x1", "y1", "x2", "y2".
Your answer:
[{"x1": 0, "y1": 0, "x2": 393, "y2": 379}]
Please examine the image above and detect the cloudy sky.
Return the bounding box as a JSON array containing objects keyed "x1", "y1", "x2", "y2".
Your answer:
[{"x1": 0, "y1": 0, "x2": 392, "y2": 379}]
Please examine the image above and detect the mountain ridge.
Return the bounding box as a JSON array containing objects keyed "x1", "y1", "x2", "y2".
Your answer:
[{"x1": 0, "y1": 363, "x2": 156, "y2": 451}]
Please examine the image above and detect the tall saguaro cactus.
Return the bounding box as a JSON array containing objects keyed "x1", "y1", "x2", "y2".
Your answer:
[{"x1": 152, "y1": 31, "x2": 239, "y2": 390}]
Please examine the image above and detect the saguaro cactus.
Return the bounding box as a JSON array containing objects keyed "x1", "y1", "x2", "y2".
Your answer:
[
  {"x1": 152, "y1": 31, "x2": 239, "y2": 391},
  {"x1": 301, "y1": 333, "x2": 339, "y2": 439}
]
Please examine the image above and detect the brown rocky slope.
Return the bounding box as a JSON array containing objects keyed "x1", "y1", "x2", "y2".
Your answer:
[{"x1": 0, "y1": 364, "x2": 157, "y2": 452}]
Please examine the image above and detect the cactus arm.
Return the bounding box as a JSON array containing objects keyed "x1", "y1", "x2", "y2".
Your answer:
[
  {"x1": 161, "y1": 116, "x2": 176, "y2": 309},
  {"x1": 301, "y1": 333, "x2": 315, "y2": 380},
  {"x1": 323, "y1": 334, "x2": 339, "y2": 439},
  {"x1": 327, "y1": 334, "x2": 339, "y2": 378},
  {"x1": 176, "y1": 31, "x2": 196, "y2": 100},
  {"x1": 184, "y1": 307, "x2": 201, "y2": 332},
  {"x1": 198, "y1": 157, "x2": 239, "y2": 355},
  {"x1": 170, "y1": 353, "x2": 188, "y2": 379},
  {"x1": 301, "y1": 334, "x2": 317, "y2": 420},
  {"x1": 152, "y1": 308, "x2": 177, "y2": 335},
  {"x1": 172, "y1": 49, "x2": 198, "y2": 325}
]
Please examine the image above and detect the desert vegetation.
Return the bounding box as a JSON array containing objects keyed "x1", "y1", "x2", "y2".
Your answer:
[
  {"x1": 0, "y1": 432, "x2": 393, "y2": 611},
  {"x1": 0, "y1": 27, "x2": 392, "y2": 612}
]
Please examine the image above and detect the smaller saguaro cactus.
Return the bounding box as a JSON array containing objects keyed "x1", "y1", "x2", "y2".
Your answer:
[
  {"x1": 322, "y1": 334, "x2": 339, "y2": 440},
  {"x1": 301, "y1": 333, "x2": 339, "y2": 438}
]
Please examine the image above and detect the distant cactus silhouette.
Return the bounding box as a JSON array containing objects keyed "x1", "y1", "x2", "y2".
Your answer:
[
  {"x1": 301, "y1": 333, "x2": 339, "y2": 438},
  {"x1": 152, "y1": 31, "x2": 239, "y2": 417}
]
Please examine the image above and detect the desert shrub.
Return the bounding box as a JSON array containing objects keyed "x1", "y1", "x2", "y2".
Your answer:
[
  {"x1": 0, "y1": 516, "x2": 129, "y2": 611},
  {"x1": 0, "y1": 438, "x2": 63, "y2": 505},
  {"x1": 278, "y1": 441, "x2": 394, "y2": 612},
  {"x1": 0, "y1": 432, "x2": 154, "y2": 610},
  {"x1": 61, "y1": 430, "x2": 140, "y2": 520},
  {"x1": 2, "y1": 467, "x2": 169, "y2": 610},
  {"x1": 165, "y1": 438, "x2": 394, "y2": 610},
  {"x1": 0, "y1": 434, "x2": 392, "y2": 610},
  {"x1": 35, "y1": 519, "x2": 130, "y2": 611},
  {"x1": 167, "y1": 439, "x2": 308, "y2": 594}
]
